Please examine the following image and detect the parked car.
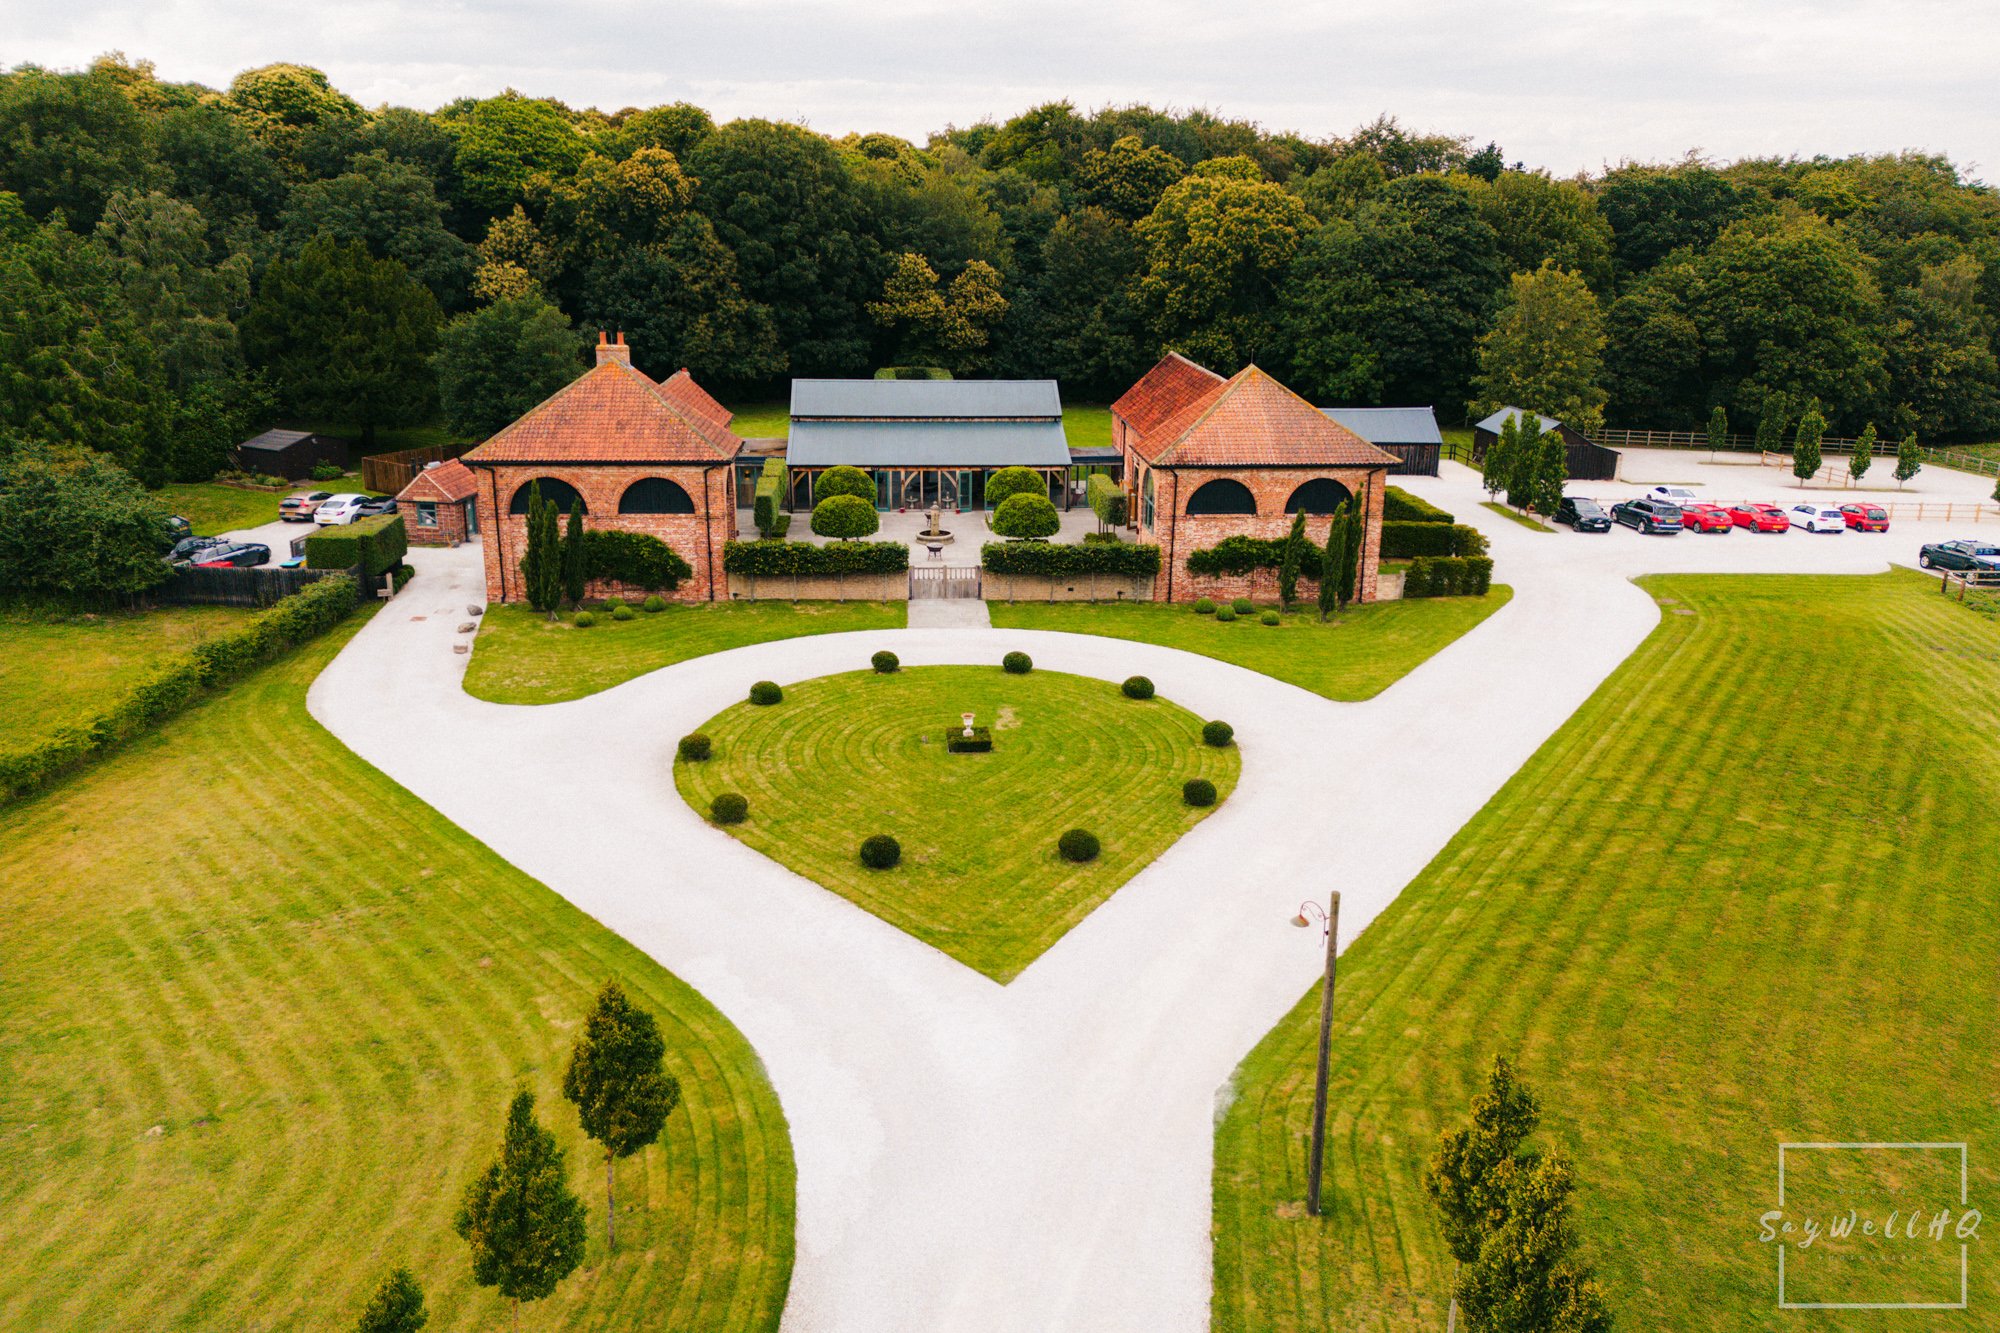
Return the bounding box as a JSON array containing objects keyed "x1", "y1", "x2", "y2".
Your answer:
[
  {"x1": 1839, "y1": 503, "x2": 1890, "y2": 532},
  {"x1": 192, "y1": 542, "x2": 272, "y2": 569},
  {"x1": 165, "y1": 535, "x2": 233, "y2": 564},
  {"x1": 1645, "y1": 485, "x2": 1702, "y2": 510},
  {"x1": 1554, "y1": 496, "x2": 1612, "y2": 532},
  {"x1": 312, "y1": 493, "x2": 370, "y2": 525},
  {"x1": 281, "y1": 490, "x2": 333, "y2": 522},
  {"x1": 1727, "y1": 502, "x2": 1791, "y2": 532},
  {"x1": 1789, "y1": 503, "x2": 1846, "y2": 533},
  {"x1": 1611, "y1": 498, "x2": 1683, "y2": 534},
  {"x1": 354, "y1": 494, "x2": 399, "y2": 517},
  {"x1": 1917, "y1": 539, "x2": 2000, "y2": 573},
  {"x1": 1679, "y1": 502, "x2": 1734, "y2": 533}
]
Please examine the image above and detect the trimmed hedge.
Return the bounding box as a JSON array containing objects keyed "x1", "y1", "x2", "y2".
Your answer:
[
  {"x1": 1183, "y1": 778, "x2": 1218, "y2": 807},
  {"x1": 859, "y1": 833, "x2": 902, "y2": 868},
  {"x1": 1122, "y1": 676, "x2": 1155, "y2": 700},
  {"x1": 725, "y1": 540, "x2": 908, "y2": 576},
  {"x1": 980, "y1": 542, "x2": 1160, "y2": 577},
  {"x1": 1193, "y1": 597, "x2": 1216, "y2": 614},
  {"x1": 711, "y1": 792, "x2": 748, "y2": 824},
  {"x1": 1057, "y1": 828, "x2": 1100, "y2": 863},
  {"x1": 1260, "y1": 610, "x2": 1281, "y2": 626},
  {"x1": 810, "y1": 494, "x2": 879, "y2": 540},
  {"x1": 1230, "y1": 597, "x2": 1253, "y2": 615},
  {"x1": 871, "y1": 650, "x2": 900, "y2": 673},
  {"x1": 749, "y1": 680, "x2": 783, "y2": 705},
  {"x1": 1381, "y1": 522, "x2": 1488, "y2": 560},
  {"x1": 583, "y1": 529, "x2": 692, "y2": 590},
  {"x1": 985, "y1": 466, "x2": 1045, "y2": 507},
  {"x1": 1404, "y1": 555, "x2": 1495, "y2": 598},
  {"x1": 304, "y1": 513, "x2": 407, "y2": 576},
  {"x1": 947, "y1": 724, "x2": 993, "y2": 753},
  {"x1": 1086, "y1": 472, "x2": 1128, "y2": 528},
  {"x1": 753, "y1": 459, "x2": 786, "y2": 538},
  {"x1": 1214, "y1": 606, "x2": 1237, "y2": 622},
  {"x1": 573, "y1": 610, "x2": 596, "y2": 627},
  {"x1": 814, "y1": 465, "x2": 876, "y2": 503},
  {"x1": 0, "y1": 575, "x2": 360, "y2": 806},
  {"x1": 1002, "y1": 651, "x2": 1032, "y2": 674},
  {"x1": 642, "y1": 594, "x2": 667, "y2": 612},
  {"x1": 1185, "y1": 534, "x2": 1310, "y2": 578},
  {"x1": 1202, "y1": 720, "x2": 1234, "y2": 747},
  {"x1": 1384, "y1": 485, "x2": 1454, "y2": 524},
  {"x1": 991, "y1": 492, "x2": 1060, "y2": 540},
  {"x1": 611, "y1": 604, "x2": 635, "y2": 621},
  {"x1": 678, "y1": 732, "x2": 712, "y2": 762}
]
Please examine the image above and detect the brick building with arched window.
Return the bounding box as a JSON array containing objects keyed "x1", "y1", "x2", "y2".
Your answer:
[
  {"x1": 1112, "y1": 353, "x2": 1399, "y2": 604},
  {"x1": 464, "y1": 334, "x2": 740, "y2": 604}
]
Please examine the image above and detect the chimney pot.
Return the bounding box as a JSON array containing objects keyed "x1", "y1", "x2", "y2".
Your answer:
[{"x1": 595, "y1": 332, "x2": 632, "y2": 367}]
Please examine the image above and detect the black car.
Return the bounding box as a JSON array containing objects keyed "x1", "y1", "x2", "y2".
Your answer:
[
  {"x1": 355, "y1": 495, "x2": 399, "y2": 517},
  {"x1": 166, "y1": 535, "x2": 233, "y2": 564},
  {"x1": 1917, "y1": 539, "x2": 2000, "y2": 575},
  {"x1": 1555, "y1": 496, "x2": 1612, "y2": 532},
  {"x1": 191, "y1": 542, "x2": 272, "y2": 568},
  {"x1": 1610, "y1": 498, "x2": 1683, "y2": 535}
]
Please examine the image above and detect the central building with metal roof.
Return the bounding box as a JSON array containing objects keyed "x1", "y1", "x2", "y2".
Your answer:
[{"x1": 784, "y1": 378, "x2": 1077, "y2": 511}]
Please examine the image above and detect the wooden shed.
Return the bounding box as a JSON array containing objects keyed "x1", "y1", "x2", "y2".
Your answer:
[{"x1": 233, "y1": 429, "x2": 349, "y2": 481}]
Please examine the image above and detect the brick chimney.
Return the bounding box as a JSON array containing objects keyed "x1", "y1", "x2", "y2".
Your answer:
[{"x1": 595, "y1": 331, "x2": 631, "y2": 367}]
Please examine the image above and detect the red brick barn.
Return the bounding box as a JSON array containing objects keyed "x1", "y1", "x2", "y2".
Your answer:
[
  {"x1": 1111, "y1": 354, "x2": 1398, "y2": 604},
  {"x1": 395, "y1": 459, "x2": 479, "y2": 546},
  {"x1": 464, "y1": 335, "x2": 740, "y2": 605}
]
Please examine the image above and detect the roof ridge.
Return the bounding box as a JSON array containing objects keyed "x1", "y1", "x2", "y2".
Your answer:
[{"x1": 1153, "y1": 368, "x2": 1248, "y2": 464}]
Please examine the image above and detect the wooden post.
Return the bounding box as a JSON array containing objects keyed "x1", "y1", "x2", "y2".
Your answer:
[{"x1": 1306, "y1": 890, "x2": 1341, "y2": 1217}]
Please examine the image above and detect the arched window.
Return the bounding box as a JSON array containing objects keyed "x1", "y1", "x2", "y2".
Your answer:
[
  {"x1": 1184, "y1": 478, "x2": 1257, "y2": 516},
  {"x1": 1284, "y1": 478, "x2": 1353, "y2": 514},
  {"x1": 508, "y1": 477, "x2": 586, "y2": 515},
  {"x1": 618, "y1": 477, "x2": 696, "y2": 514}
]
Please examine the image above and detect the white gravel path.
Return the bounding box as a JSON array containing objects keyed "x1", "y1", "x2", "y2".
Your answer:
[{"x1": 306, "y1": 462, "x2": 1981, "y2": 1331}]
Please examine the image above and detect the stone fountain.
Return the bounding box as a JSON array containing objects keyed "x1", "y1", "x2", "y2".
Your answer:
[{"x1": 916, "y1": 504, "x2": 954, "y2": 545}]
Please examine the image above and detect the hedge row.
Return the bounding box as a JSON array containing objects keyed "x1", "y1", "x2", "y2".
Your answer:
[
  {"x1": 584, "y1": 529, "x2": 691, "y2": 589},
  {"x1": 1403, "y1": 555, "x2": 1494, "y2": 598},
  {"x1": 980, "y1": 541, "x2": 1160, "y2": 577},
  {"x1": 1381, "y1": 522, "x2": 1489, "y2": 559},
  {"x1": 1184, "y1": 534, "x2": 1314, "y2": 577},
  {"x1": 304, "y1": 513, "x2": 408, "y2": 576},
  {"x1": 752, "y1": 459, "x2": 786, "y2": 538},
  {"x1": 1383, "y1": 486, "x2": 1454, "y2": 524},
  {"x1": 723, "y1": 539, "x2": 909, "y2": 576},
  {"x1": 0, "y1": 574, "x2": 361, "y2": 806}
]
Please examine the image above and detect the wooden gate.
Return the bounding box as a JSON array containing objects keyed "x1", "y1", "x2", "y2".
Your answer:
[{"x1": 909, "y1": 567, "x2": 982, "y2": 599}]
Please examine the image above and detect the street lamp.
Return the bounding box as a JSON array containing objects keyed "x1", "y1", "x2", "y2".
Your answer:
[{"x1": 1291, "y1": 891, "x2": 1341, "y2": 1217}]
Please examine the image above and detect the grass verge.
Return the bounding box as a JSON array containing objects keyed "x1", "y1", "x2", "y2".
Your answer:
[
  {"x1": 0, "y1": 616, "x2": 794, "y2": 1331},
  {"x1": 1212, "y1": 569, "x2": 1999, "y2": 1331},
  {"x1": 1480, "y1": 500, "x2": 1552, "y2": 531},
  {"x1": 0, "y1": 604, "x2": 248, "y2": 747},
  {"x1": 155, "y1": 481, "x2": 286, "y2": 534},
  {"x1": 674, "y1": 666, "x2": 1238, "y2": 982}
]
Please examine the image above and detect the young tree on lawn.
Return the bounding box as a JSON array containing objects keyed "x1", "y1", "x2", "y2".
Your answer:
[
  {"x1": 1896, "y1": 431, "x2": 1924, "y2": 487},
  {"x1": 560, "y1": 500, "x2": 586, "y2": 607},
  {"x1": 1317, "y1": 508, "x2": 1343, "y2": 622},
  {"x1": 1533, "y1": 424, "x2": 1567, "y2": 521},
  {"x1": 1754, "y1": 392, "x2": 1790, "y2": 456},
  {"x1": 1278, "y1": 509, "x2": 1307, "y2": 610},
  {"x1": 1791, "y1": 398, "x2": 1825, "y2": 484},
  {"x1": 353, "y1": 1268, "x2": 428, "y2": 1333},
  {"x1": 1508, "y1": 415, "x2": 1542, "y2": 511},
  {"x1": 1423, "y1": 1055, "x2": 1543, "y2": 1333},
  {"x1": 1848, "y1": 422, "x2": 1876, "y2": 482},
  {"x1": 1456, "y1": 1151, "x2": 1614, "y2": 1333},
  {"x1": 1483, "y1": 415, "x2": 1516, "y2": 499},
  {"x1": 562, "y1": 982, "x2": 682, "y2": 1252},
  {"x1": 455, "y1": 1090, "x2": 587, "y2": 1332},
  {"x1": 1706, "y1": 404, "x2": 1728, "y2": 455}
]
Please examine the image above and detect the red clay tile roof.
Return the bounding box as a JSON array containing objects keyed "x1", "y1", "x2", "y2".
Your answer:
[
  {"x1": 395, "y1": 458, "x2": 477, "y2": 503},
  {"x1": 657, "y1": 368, "x2": 734, "y2": 429},
  {"x1": 463, "y1": 361, "x2": 742, "y2": 465},
  {"x1": 1131, "y1": 364, "x2": 1402, "y2": 468},
  {"x1": 1111, "y1": 352, "x2": 1226, "y2": 438}
]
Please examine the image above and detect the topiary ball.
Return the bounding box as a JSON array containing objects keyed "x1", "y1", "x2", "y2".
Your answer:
[
  {"x1": 612, "y1": 604, "x2": 636, "y2": 621},
  {"x1": 1057, "y1": 828, "x2": 1100, "y2": 862},
  {"x1": 1121, "y1": 675, "x2": 1155, "y2": 700},
  {"x1": 643, "y1": 594, "x2": 667, "y2": 612},
  {"x1": 602, "y1": 596, "x2": 625, "y2": 611},
  {"x1": 1214, "y1": 606, "x2": 1237, "y2": 623},
  {"x1": 1231, "y1": 597, "x2": 1255, "y2": 615},
  {"x1": 1002, "y1": 651, "x2": 1033, "y2": 675},
  {"x1": 749, "y1": 680, "x2": 783, "y2": 705},
  {"x1": 678, "y1": 732, "x2": 712, "y2": 762},
  {"x1": 710, "y1": 792, "x2": 748, "y2": 824},
  {"x1": 1192, "y1": 597, "x2": 1217, "y2": 615},
  {"x1": 872, "y1": 650, "x2": 900, "y2": 674},
  {"x1": 859, "y1": 833, "x2": 902, "y2": 869},
  {"x1": 1260, "y1": 610, "x2": 1280, "y2": 626},
  {"x1": 1202, "y1": 720, "x2": 1234, "y2": 748},
  {"x1": 573, "y1": 611, "x2": 597, "y2": 627},
  {"x1": 1183, "y1": 777, "x2": 1218, "y2": 807}
]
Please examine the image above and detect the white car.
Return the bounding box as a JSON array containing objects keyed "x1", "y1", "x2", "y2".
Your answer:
[
  {"x1": 1646, "y1": 485, "x2": 1701, "y2": 509},
  {"x1": 312, "y1": 493, "x2": 370, "y2": 526},
  {"x1": 1789, "y1": 503, "x2": 1846, "y2": 533}
]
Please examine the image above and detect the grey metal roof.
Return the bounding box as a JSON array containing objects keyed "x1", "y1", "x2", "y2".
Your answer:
[
  {"x1": 1474, "y1": 406, "x2": 1563, "y2": 435},
  {"x1": 239, "y1": 428, "x2": 315, "y2": 452},
  {"x1": 1319, "y1": 406, "x2": 1443, "y2": 447},
  {"x1": 786, "y1": 419, "x2": 1072, "y2": 468},
  {"x1": 790, "y1": 378, "x2": 1061, "y2": 420}
]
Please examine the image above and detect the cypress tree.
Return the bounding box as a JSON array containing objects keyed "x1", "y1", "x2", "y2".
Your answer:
[
  {"x1": 560, "y1": 500, "x2": 586, "y2": 608},
  {"x1": 1340, "y1": 498, "x2": 1364, "y2": 606},
  {"x1": 1533, "y1": 426, "x2": 1567, "y2": 521},
  {"x1": 455, "y1": 1091, "x2": 587, "y2": 1332},
  {"x1": 1849, "y1": 422, "x2": 1876, "y2": 482},
  {"x1": 1792, "y1": 398, "x2": 1825, "y2": 484},
  {"x1": 1706, "y1": 403, "x2": 1728, "y2": 455},
  {"x1": 528, "y1": 490, "x2": 563, "y2": 615},
  {"x1": 1316, "y1": 506, "x2": 1344, "y2": 622},
  {"x1": 353, "y1": 1268, "x2": 428, "y2": 1333},
  {"x1": 520, "y1": 483, "x2": 551, "y2": 613},
  {"x1": 1278, "y1": 510, "x2": 1307, "y2": 610},
  {"x1": 563, "y1": 982, "x2": 682, "y2": 1253},
  {"x1": 1508, "y1": 415, "x2": 1541, "y2": 511},
  {"x1": 1896, "y1": 431, "x2": 1924, "y2": 487}
]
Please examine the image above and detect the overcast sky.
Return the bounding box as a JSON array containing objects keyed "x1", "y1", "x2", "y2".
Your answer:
[{"x1": 10, "y1": 0, "x2": 1996, "y2": 179}]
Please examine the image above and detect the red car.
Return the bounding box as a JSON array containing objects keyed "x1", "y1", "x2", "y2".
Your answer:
[
  {"x1": 1727, "y1": 502, "x2": 1791, "y2": 532},
  {"x1": 1680, "y1": 502, "x2": 1734, "y2": 533},
  {"x1": 1840, "y1": 503, "x2": 1890, "y2": 532}
]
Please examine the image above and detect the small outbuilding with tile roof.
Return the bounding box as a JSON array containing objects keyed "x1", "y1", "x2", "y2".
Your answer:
[
  {"x1": 462, "y1": 333, "x2": 742, "y2": 604},
  {"x1": 395, "y1": 459, "x2": 479, "y2": 547},
  {"x1": 1111, "y1": 354, "x2": 1400, "y2": 604}
]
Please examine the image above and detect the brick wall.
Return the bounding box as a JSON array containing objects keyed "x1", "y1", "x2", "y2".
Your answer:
[
  {"x1": 1133, "y1": 463, "x2": 1386, "y2": 604},
  {"x1": 397, "y1": 497, "x2": 470, "y2": 547},
  {"x1": 470, "y1": 463, "x2": 736, "y2": 604}
]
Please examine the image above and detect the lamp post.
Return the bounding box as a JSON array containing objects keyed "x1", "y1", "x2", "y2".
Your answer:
[{"x1": 1291, "y1": 891, "x2": 1341, "y2": 1217}]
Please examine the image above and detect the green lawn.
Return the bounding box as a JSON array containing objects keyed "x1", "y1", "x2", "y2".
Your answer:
[
  {"x1": 1481, "y1": 500, "x2": 1552, "y2": 531},
  {"x1": 465, "y1": 601, "x2": 908, "y2": 705},
  {"x1": 0, "y1": 604, "x2": 248, "y2": 747},
  {"x1": 987, "y1": 590, "x2": 1511, "y2": 701},
  {"x1": 294, "y1": 418, "x2": 465, "y2": 457},
  {"x1": 0, "y1": 617, "x2": 794, "y2": 1332},
  {"x1": 719, "y1": 402, "x2": 1116, "y2": 452},
  {"x1": 1213, "y1": 569, "x2": 1999, "y2": 1331},
  {"x1": 1063, "y1": 404, "x2": 1114, "y2": 451},
  {"x1": 723, "y1": 402, "x2": 792, "y2": 439},
  {"x1": 674, "y1": 666, "x2": 1238, "y2": 982},
  {"x1": 155, "y1": 481, "x2": 285, "y2": 534}
]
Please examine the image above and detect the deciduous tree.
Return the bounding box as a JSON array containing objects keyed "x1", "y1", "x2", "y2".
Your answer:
[
  {"x1": 991, "y1": 492, "x2": 1060, "y2": 539},
  {"x1": 1469, "y1": 262, "x2": 1607, "y2": 434},
  {"x1": 562, "y1": 982, "x2": 681, "y2": 1252},
  {"x1": 0, "y1": 445, "x2": 172, "y2": 603},
  {"x1": 1792, "y1": 398, "x2": 1825, "y2": 483},
  {"x1": 455, "y1": 1090, "x2": 587, "y2": 1330},
  {"x1": 433, "y1": 296, "x2": 581, "y2": 438},
  {"x1": 1456, "y1": 1151, "x2": 1614, "y2": 1333},
  {"x1": 1896, "y1": 431, "x2": 1924, "y2": 486},
  {"x1": 1423, "y1": 1054, "x2": 1544, "y2": 1333},
  {"x1": 1848, "y1": 422, "x2": 1876, "y2": 481},
  {"x1": 1137, "y1": 158, "x2": 1311, "y2": 369},
  {"x1": 353, "y1": 1268, "x2": 427, "y2": 1333}
]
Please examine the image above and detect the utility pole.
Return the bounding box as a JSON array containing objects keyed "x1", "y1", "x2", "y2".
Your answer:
[{"x1": 1293, "y1": 891, "x2": 1341, "y2": 1216}]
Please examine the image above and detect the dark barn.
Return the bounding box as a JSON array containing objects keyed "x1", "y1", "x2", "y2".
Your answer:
[
  {"x1": 233, "y1": 429, "x2": 349, "y2": 481},
  {"x1": 1471, "y1": 407, "x2": 1621, "y2": 482},
  {"x1": 1320, "y1": 406, "x2": 1444, "y2": 477}
]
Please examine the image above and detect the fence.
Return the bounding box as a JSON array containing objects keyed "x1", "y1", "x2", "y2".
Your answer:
[
  {"x1": 151, "y1": 563, "x2": 359, "y2": 608},
  {"x1": 1880, "y1": 501, "x2": 2000, "y2": 524},
  {"x1": 360, "y1": 442, "x2": 475, "y2": 495},
  {"x1": 1598, "y1": 428, "x2": 2000, "y2": 480}
]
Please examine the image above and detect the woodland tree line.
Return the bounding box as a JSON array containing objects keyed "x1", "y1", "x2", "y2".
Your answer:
[{"x1": 4, "y1": 55, "x2": 1999, "y2": 491}]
